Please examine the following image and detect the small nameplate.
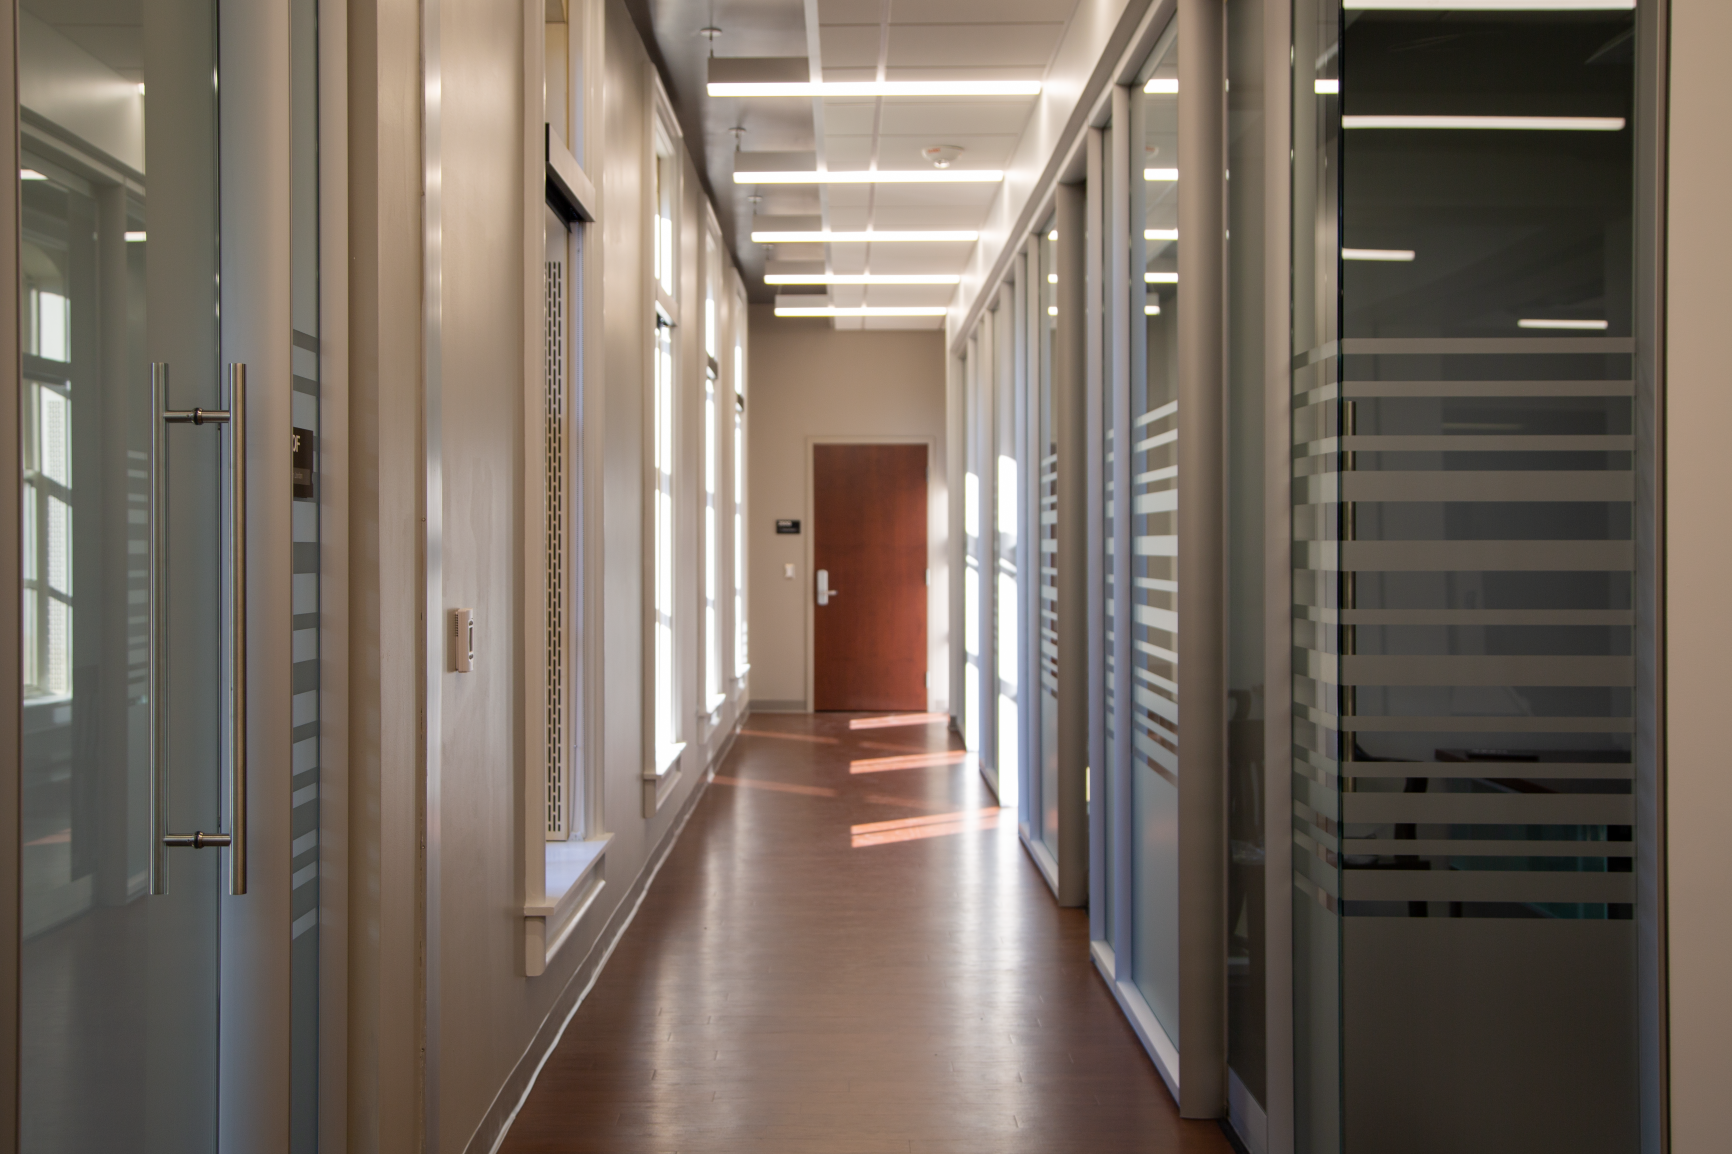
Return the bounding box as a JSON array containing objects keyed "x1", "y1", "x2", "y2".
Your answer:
[{"x1": 775, "y1": 519, "x2": 801, "y2": 535}]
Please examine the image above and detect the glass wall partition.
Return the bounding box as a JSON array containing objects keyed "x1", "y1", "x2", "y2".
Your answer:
[
  {"x1": 994, "y1": 285, "x2": 1021, "y2": 808},
  {"x1": 1225, "y1": 0, "x2": 1269, "y2": 1123},
  {"x1": 1127, "y1": 23, "x2": 1183, "y2": 1045},
  {"x1": 963, "y1": 334, "x2": 982, "y2": 753},
  {"x1": 1294, "y1": 2, "x2": 1645, "y2": 1150},
  {"x1": 1034, "y1": 215, "x2": 1061, "y2": 863}
]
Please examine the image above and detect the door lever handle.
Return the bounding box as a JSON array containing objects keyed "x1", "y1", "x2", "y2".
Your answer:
[{"x1": 816, "y1": 568, "x2": 840, "y2": 606}]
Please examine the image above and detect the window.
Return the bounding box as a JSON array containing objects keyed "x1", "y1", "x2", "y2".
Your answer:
[
  {"x1": 651, "y1": 310, "x2": 679, "y2": 774},
  {"x1": 653, "y1": 127, "x2": 676, "y2": 301},
  {"x1": 702, "y1": 231, "x2": 723, "y2": 713},
  {"x1": 646, "y1": 110, "x2": 682, "y2": 782},
  {"x1": 544, "y1": 203, "x2": 578, "y2": 838},
  {"x1": 733, "y1": 322, "x2": 748, "y2": 679},
  {"x1": 22, "y1": 378, "x2": 72, "y2": 699}
]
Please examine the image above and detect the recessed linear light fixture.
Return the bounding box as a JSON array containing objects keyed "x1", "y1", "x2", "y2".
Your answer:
[
  {"x1": 1518, "y1": 318, "x2": 1609, "y2": 330},
  {"x1": 1146, "y1": 229, "x2": 1178, "y2": 242},
  {"x1": 1344, "y1": 247, "x2": 1414, "y2": 261},
  {"x1": 764, "y1": 273, "x2": 960, "y2": 285},
  {"x1": 1146, "y1": 272, "x2": 1178, "y2": 284},
  {"x1": 20, "y1": 169, "x2": 46, "y2": 181},
  {"x1": 1145, "y1": 168, "x2": 1179, "y2": 181},
  {"x1": 713, "y1": 81, "x2": 1042, "y2": 97},
  {"x1": 735, "y1": 169, "x2": 1003, "y2": 184},
  {"x1": 1344, "y1": 115, "x2": 1626, "y2": 131},
  {"x1": 1048, "y1": 306, "x2": 1058, "y2": 316},
  {"x1": 1145, "y1": 304, "x2": 1162, "y2": 316},
  {"x1": 1144, "y1": 78, "x2": 1178, "y2": 94},
  {"x1": 1345, "y1": 0, "x2": 1631, "y2": 9},
  {"x1": 125, "y1": 231, "x2": 146, "y2": 243},
  {"x1": 752, "y1": 229, "x2": 978, "y2": 243},
  {"x1": 774, "y1": 306, "x2": 949, "y2": 317},
  {"x1": 708, "y1": 57, "x2": 1041, "y2": 99},
  {"x1": 1315, "y1": 79, "x2": 1340, "y2": 95}
]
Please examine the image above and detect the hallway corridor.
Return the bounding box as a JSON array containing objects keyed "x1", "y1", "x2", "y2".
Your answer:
[{"x1": 500, "y1": 714, "x2": 1234, "y2": 1153}]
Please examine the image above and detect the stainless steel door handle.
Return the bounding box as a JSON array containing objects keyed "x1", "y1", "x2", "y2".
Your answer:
[
  {"x1": 151, "y1": 363, "x2": 248, "y2": 896},
  {"x1": 816, "y1": 568, "x2": 840, "y2": 606}
]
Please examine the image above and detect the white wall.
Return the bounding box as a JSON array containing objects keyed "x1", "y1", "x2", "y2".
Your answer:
[
  {"x1": 1665, "y1": 0, "x2": 1732, "y2": 1147},
  {"x1": 746, "y1": 308, "x2": 949, "y2": 712}
]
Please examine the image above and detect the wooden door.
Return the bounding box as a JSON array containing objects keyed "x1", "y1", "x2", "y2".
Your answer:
[{"x1": 813, "y1": 444, "x2": 928, "y2": 711}]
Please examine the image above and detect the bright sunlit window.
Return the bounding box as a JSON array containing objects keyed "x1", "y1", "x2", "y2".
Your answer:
[
  {"x1": 733, "y1": 333, "x2": 748, "y2": 679},
  {"x1": 652, "y1": 311, "x2": 680, "y2": 774}
]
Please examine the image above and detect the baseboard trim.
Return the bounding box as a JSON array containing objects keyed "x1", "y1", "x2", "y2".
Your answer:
[
  {"x1": 1089, "y1": 937, "x2": 1182, "y2": 1103},
  {"x1": 1019, "y1": 823, "x2": 1062, "y2": 898},
  {"x1": 462, "y1": 726, "x2": 726, "y2": 1154},
  {"x1": 1227, "y1": 1067, "x2": 1269, "y2": 1154},
  {"x1": 748, "y1": 698, "x2": 806, "y2": 713}
]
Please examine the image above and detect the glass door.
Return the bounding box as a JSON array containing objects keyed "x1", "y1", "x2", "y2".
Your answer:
[{"x1": 19, "y1": 1, "x2": 227, "y2": 1148}]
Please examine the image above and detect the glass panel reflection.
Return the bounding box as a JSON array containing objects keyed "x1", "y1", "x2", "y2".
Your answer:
[
  {"x1": 19, "y1": 1, "x2": 223, "y2": 1149},
  {"x1": 1129, "y1": 21, "x2": 1182, "y2": 1042}
]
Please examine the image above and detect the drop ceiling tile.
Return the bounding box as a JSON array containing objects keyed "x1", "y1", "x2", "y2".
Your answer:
[
  {"x1": 865, "y1": 134, "x2": 1019, "y2": 168},
  {"x1": 824, "y1": 184, "x2": 873, "y2": 208},
  {"x1": 866, "y1": 204, "x2": 986, "y2": 230},
  {"x1": 820, "y1": 101, "x2": 880, "y2": 135},
  {"x1": 818, "y1": 0, "x2": 882, "y2": 24},
  {"x1": 862, "y1": 247, "x2": 969, "y2": 274},
  {"x1": 862, "y1": 316, "x2": 945, "y2": 330},
  {"x1": 887, "y1": 23, "x2": 1064, "y2": 68},
  {"x1": 883, "y1": 65, "x2": 1046, "y2": 81},
  {"x1": 888, "y1": 0, "x2": 1078, "y2": 22},
  {"x1": 819, "y1": 24, "x2": 880, "y2": 68},
  {"x1": 875, "y1": 100, "x2": 1038, "y2": 136},
  {"x1": 859, "y1": 182, "x2": 1000, "y2": 211}
]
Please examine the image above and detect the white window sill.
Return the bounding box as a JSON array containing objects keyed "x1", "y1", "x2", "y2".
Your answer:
[
  {"x1": 647, "y1": 740, "x2": 686, "y2": 780},
  {"x1": 523, "y1": 833, "x2": 612, "y2": 976}
]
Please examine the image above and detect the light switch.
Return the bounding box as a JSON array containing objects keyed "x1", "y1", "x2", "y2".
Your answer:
[
  {"x1": 784, "y1": 562, "x2": 796, "y2": 579},
  {"x1": 451, "y1": 608, "x2": 475, "y2": 672}
]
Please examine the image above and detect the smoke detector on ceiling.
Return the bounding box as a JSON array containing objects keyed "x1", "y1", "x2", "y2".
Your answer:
[{"x1": 922, "y1": 145, "x2": 964, "y2": 169}]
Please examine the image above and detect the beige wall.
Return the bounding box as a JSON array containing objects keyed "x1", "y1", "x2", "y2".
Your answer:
[
  {"x1": 339, "y1": 1, "x2": 747, "y2": 1150},
  {"x1": 1666, "y1": 0, "x2": 1732, "y2": 1147},
  {"x1": 746, "y1": 308, "x2": 949, "y2": 711}
]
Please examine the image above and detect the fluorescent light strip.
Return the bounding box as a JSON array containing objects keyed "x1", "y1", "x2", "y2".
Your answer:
[
  {"x1": 1344, "y1": 115, "x2": 1625, "y2": 131},
  {"x1": 753, "y1": 230, "x2": 978, "y2": 244},
  {"x1": 1518, "y1": 318, "x2": 1608, "y2": 330},
  {"x1": 1145, "y1": 304, "x2": 1162, "y2": 316},
  {"x1": 1146, "y1": 229, "x2": 1178, "y2": 242},
  {"x1": 1344, "y1": 247, "x2": 1415, "y2": 261},
  {"x1": 775, "y1": 306, "x2": 948, "y2": 317},
  {"x1": 1315, "y1": 79, "x2": 1340, "y2": 95},
  {"x1": 1144, "y1": 78, "x2": 1179, "y2": 94},
  {"x1": 709, "y1": 80, "x2": 1041, "y2": 98},
  {"x1": 1047, "y1": 306, "x2": 1058, "y2": 316},
  {"x1": 1144, "y1": 168, "x2": 1179, "y2": 181},
  {"x1": 1346, "y1": 0, "x2": 1632, "y2": 9},
  {"x1": 124, "y1": 231, "x2": 147, "y2": 243},
  {"x1": 1146, "y1": 272, "x2": 1178, "y2": 284},
  {"x1": 736, "y1": 169, "x2": 1003, "y2": 184},
  {"x1": 20, "y1": 169, "x2": 46, "y2": 181},
  {"x1": 764, "y1": 273, "x2": 960, "y2": 285}
]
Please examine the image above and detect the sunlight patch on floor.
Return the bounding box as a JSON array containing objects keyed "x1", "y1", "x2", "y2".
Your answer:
[{"x1": 850, "y1": 807, "x2": 1001, "y2": 848}]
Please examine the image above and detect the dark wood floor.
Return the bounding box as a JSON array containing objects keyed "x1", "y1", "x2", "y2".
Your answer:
[{"x1": 501, "y1": 712, "x2": 1234, "y2": 1154}]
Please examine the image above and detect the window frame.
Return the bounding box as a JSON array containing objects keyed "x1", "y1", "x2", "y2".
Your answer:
[{"x1": 643, "y1": 85, "x2": 685, "y2": 812}]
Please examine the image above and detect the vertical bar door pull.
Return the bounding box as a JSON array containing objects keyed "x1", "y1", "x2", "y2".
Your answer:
[{"x1": 154, "y1": 364, "x2": 247, "y2": 895}]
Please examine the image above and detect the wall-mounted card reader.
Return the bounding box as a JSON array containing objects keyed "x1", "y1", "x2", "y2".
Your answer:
[{"x1": 452, "y1": 608, "x2": 475, "y2": 672}]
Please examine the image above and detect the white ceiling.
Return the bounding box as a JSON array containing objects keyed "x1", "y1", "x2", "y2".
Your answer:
[{"x1": 643, "y1": 0, "x2": 1082, "y2": 330}]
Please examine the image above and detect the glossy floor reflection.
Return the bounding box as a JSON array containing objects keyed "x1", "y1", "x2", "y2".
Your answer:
[{"x1": 501, "y1": 712, "x2": 1234, "y2": 1154}]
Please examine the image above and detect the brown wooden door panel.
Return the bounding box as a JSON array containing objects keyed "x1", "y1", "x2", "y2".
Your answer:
[{"x1": 813, "y1": 443, "x2": 928, "y2": 711}]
